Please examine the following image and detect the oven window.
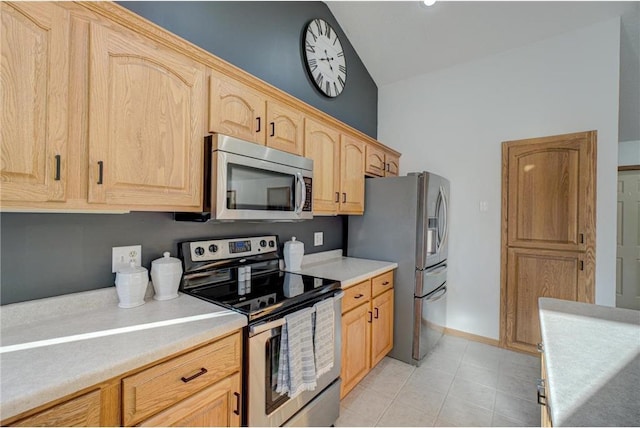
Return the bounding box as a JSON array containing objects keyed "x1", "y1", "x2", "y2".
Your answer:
[
  {"x1": 266, "y1": 328, "x2": 289, "y2": 414},
  {"x1": 227, "y1": 164, "x2": 295, "y2": 211}
]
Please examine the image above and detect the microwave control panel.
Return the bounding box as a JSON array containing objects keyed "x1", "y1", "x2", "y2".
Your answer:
[{"x1": 303, "y1": 177, "x2": 313, "y2": 211}]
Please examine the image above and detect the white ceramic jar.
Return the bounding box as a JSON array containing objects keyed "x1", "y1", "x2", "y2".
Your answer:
[
  {"x1": 284, "y1": 237, "x2": 304, "y2": 271},
  {"x1": 115, "y1": 262, "x2": 148, "y2": 308},
  {"x1": 151, "y1": 251, "x2": 183, "y2": 300}
]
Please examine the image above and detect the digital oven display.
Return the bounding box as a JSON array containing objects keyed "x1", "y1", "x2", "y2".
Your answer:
[{"x1": 229, "y1": 240, "x2": 251, "y2": 254}]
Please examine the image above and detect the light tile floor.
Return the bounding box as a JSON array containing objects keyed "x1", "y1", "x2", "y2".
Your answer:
[{"x1": 336, "y1": 335, "x2": 541, "y2": 427}]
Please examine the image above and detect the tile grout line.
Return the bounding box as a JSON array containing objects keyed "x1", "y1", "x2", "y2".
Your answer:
[{"x1": 372, "y1": 364, "x2": 417, "y2": 426}]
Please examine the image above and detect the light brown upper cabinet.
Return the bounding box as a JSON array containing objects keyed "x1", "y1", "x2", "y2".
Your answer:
[
  {"x1": 0, "y1": 2, "x2": 70, "y2": 203},
  {"x1": 88, "y1": 20, "x2": 205, "y2": 209},
  {"x1": 209, "y1": 69, "x2": 265, "y2": 144},
  {"x1": 304, "y1": 118, "x2": 341, "y2": 215},
  {"x1": 501, "y1": 130, "x2": 596, "y2": 354},
  {"x1": 365, "y1": 145, "x2": 399, "y2": 177},
  {"x1": 209, "y1": 72, "x2": 304, "y2": 156},
  {"x1": 265, "y1": 99, "x2": 304, "y2": 156},
  {"x1": 339, "y1": 135, "x2": 365, "y2": 214}
]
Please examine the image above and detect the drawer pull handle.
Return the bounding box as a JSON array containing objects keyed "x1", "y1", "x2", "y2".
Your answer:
[
  {"x1": 233, "y1": 392, "x2": 241, "y2": 415},
  {"x1": 181, "y1": 367, "x2": 208, "y2": 383},
  {"x1": 382, "y1": 281, "x2": 389, "y2": 286},
  {"x1": 354, "y1": 293, "x2": 364, "y2": 299},
  {"x1": 374, "y1": 307, "x2": 379, "y2": 319}
]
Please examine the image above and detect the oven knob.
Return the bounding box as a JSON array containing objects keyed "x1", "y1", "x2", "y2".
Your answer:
[
  {"x1": 209, "y1": 244, "x2": 218, "y2": 253},
  {"x1": 260, "y1": 240, "x2": 267, "y2": 248},
  {"x1": 268, "y1": 240, "x2": 275, "y2": 248},
  {"x1": 259, "y1": 300, "x2": 267, "y2": 308},
  {"x1": 194, "y1": 246, "x2": 205, "y2": 256},
  {"x1": 268, "y1": 297, "x2": 276, "y2": 305}
]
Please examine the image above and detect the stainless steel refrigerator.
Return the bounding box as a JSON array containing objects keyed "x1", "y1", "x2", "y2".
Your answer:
[{"x1": 348, "y1": 172, "x2": 449, "y2": 365}]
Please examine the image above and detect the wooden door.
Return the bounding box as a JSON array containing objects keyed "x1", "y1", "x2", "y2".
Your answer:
[
  {"x1": 209, "y1": 69, "x2": 265, "y2": 144},
  {"x1": 340, "y1": 303, "x2": 371, "y2": 398},
  {"x1": 265, "y1": 100, "x2": 304, "y2": 155},
  {"x1": 616, "y1": 169, "x2": 640, "y2": 310},
  {"x1": 88, "y1": 21, "x2": 205, "y2": 209},
  {"x1": 304, "y1": 118, "x2": 340, "y2": 215},
  {"x1": 339, "y1": 135, "x2": 365, "y2": 214},
  {"x1": 365, "y1": 145, "x2": 385, "y2": 177},
  {"x1": 370, "y1": 289, "x2": 394, "y2": 367},
  {"x1": 139, "y1": 374, "x2": 241, "y2": 427},
  {"x1": 0, "y1": 2, "x2": 69, "y2": 202},
  {"x1": 12, "y1": 390, "x2": 101, "y2": 427},
  {"x1": 501, "y1": 131, "x2": 596, "y2": 354}
]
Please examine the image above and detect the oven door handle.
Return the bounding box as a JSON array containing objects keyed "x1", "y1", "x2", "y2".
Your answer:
[{"x1": 249, "y1": 317, "x2": 286, "y2": 337}]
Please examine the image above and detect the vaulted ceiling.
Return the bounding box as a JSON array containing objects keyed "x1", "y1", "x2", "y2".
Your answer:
[{"x1": 326, "y1": 1, "x2": 636, "y2": 87}]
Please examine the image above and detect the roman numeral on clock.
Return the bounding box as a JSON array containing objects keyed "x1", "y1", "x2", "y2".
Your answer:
[
  {"x1": 338, "y1": 75, "x2": 345, "y2": 89},
  {"x1": 339, "y1": 64, "x2": 346, "y2": 74},
  {"x1": 315, "y1": 73, "x2": 324, "y2": 87},
  {"x1": 305, "y1": 40, "x2": 315, "y2": 53}
]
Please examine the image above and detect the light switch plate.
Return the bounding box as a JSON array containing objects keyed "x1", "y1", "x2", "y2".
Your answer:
[
  {"x1": 314, "y1": 232, "x2": 323, "y2": 246},
  {"x1": 112, "y1": 245, "x2": 142, "y2": 273}
]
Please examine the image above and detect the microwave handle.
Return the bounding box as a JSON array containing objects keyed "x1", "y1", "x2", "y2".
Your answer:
[{"x1": 295, "y1": 172, "x2": 306, "y2": 214}]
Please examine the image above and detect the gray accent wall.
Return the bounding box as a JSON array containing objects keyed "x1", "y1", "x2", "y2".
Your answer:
[
  {"x1": 0, "y1": 213, "x2": 344, "y2": 305},
  {"x1": 1, "y1": 1, "x2": 378, "y2": 305},
  {"x1": 118, "y1": 1, "x2": 378, "y2": 138}
]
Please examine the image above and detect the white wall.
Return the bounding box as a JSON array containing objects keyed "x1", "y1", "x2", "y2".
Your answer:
[
  {"x1": 378, "y1": 18, "x2": 621, "y2": 340},
  {"x1": 619, "y1": 140, "x2": 640, "y2": 165}
]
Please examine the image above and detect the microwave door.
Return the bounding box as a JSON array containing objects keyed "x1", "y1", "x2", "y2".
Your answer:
[{"x1": 213, "y1": 151, "x2": 311, "y2": 221}]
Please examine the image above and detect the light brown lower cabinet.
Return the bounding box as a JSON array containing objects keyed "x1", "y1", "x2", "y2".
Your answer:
[
  {"x1": 1, "y1": 331, "x2": 242, "y2": 427},
  {"x1": 340, "y1": 270, "x2": 394, "y2": 398}
]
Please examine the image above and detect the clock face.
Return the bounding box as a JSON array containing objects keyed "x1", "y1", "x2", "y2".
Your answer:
[{"x1": 304, "y1": 18, "x2": 346, "y2": 98}]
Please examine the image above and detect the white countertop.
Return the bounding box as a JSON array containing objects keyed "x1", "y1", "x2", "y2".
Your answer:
[
  {"x1": 538, "y1": 297, "x2": 640, "y2": 427},
  {"x1": 0, "y1": 286, "x2": 246, "y2": 420},
  {"x1": 286, "y1": 250, "x2": 397, "y2": 288}
]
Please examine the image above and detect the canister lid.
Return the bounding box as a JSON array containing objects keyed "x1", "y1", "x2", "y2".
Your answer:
[{"x1": 152, "y1": 251, "x2": 181, "y2": 266}]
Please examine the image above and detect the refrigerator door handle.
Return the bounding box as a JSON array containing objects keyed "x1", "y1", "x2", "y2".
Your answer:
[
  {"x1": 436, "y1": 186, "x2": 448, "y2": 254},
  {"x1": 424, "y1": 265, "x2": 447, "y2": 276},
  {"x1": 427, "y1": 285, "x2": 447, "y2": 302}
]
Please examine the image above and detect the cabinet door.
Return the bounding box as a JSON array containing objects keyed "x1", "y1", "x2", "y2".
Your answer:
[
  {"x1": 304, "y1": 118, "x2": 340, "y2": 215},
  {"x1": 365, "y1": 144, "x2": 385, "y2": 177},
  {"x1": 340, "y1": 303, "x2": 371, "y2": 398},
  {"x1": 505, "y1": 247, "x2": 589, "y2": 353},
  {"x1": 88, "y1": 22, "x2": 205, "y2": 209},
  {"x1": 1, "y1": 2, "x2": 69, "y2": 202},
  {"x1": 506, "y1": 132, "x2": 595, "y2": 252},
  {"x1": 339, "y1": 135, "x2": 365, "y2": 214},
  {"x1": 384, "y1": 153, "x2": 400, "y2": 177},
  {"x1": 370, "y1": 289, "x2": 394, "y2": 368},
  {"x1": 209, "y1": 69, "x2": 265, "y2": 144},
  {"x1": 265, "y1": 100, "x2": 304, "y2": 155},
  {"x1": 139, "y1": 373, "x2": 241, "y2": 427}
]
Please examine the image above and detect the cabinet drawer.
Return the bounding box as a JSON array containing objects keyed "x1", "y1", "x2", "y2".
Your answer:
[
  {"x1": 12, "y1": 390, "x2": 101, "y2": 427},
  {"x1": 122, "y1": 331, "x2": 241, "y2": 426},
  {"x1": 342, "y1": 281, "x2": 371, "y2": 314},
  {"x1": 372, "y1": 271, "x2": 394, "y2": 297}
]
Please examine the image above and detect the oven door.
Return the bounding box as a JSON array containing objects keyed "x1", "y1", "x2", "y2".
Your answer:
[
  {"x1": 247, "y1": 293, "x2": 342, "y2": 427},
  {"x1": 212, "y1": 150, "x2": 313, "y2": 221}
]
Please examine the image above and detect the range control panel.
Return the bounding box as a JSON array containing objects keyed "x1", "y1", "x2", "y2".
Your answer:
[{"x1": 188, "y1": 235, "x2": 278, "y2": 262}]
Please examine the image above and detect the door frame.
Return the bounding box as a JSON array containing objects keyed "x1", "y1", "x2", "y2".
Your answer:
[{"x1": 499, "y1": 131, "x2": 597, "y2": 351}]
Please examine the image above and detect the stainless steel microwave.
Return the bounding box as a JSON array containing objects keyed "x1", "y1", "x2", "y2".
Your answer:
[{"x1": 176, "y1": 134, "x2": 313, "y2": 221}]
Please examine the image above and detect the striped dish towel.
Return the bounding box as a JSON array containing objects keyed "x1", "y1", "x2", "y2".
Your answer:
[
  {"x1": 313, "y1": 297, "x2": 335, "y2": 378},
  {"x1": 276, "y1": 307, "x2": 317, "y2": 398}
]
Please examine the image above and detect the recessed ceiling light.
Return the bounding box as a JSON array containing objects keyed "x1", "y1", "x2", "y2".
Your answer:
[{"x1": 423, "y1": 0, "x2": 437, "y2": 6}]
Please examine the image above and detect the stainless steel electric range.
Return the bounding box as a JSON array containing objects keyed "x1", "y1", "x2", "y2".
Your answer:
[{"x1": 178, "y1": 235, "x2": 343, "y2": 427}]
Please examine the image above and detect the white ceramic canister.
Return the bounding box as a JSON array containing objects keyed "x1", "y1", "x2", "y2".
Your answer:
[
  {"x1": 151, "y1": 251, "x2": 183, "y2": 300},
  {"x1": 115, "y1": 262, "x2": 149, "y2": 308},
  {"x1": 283, "y1": 237, "x2": 304, "y2": 271}
]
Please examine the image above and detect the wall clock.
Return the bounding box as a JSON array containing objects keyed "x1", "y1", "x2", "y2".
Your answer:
[{"x1": 303, "y1": 18, "x2": 346, "y2": 98}]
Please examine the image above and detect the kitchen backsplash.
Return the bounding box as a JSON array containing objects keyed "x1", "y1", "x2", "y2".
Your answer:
[{"x1": 0, "y1": 212, "x2": 345, "y2": 305}]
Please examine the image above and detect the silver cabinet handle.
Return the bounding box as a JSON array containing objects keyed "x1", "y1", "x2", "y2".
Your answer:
[{"x1": 537, "y1": 342, "x2": 545, "y2": 353}]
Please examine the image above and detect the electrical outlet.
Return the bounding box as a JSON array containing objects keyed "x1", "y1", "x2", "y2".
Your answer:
[
  {"x1": 314, "y1": 232, "x2": 323, "y2": 246},
  {"x1": 112, "y1": 245, "x2": 142, "y2": 273}
]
